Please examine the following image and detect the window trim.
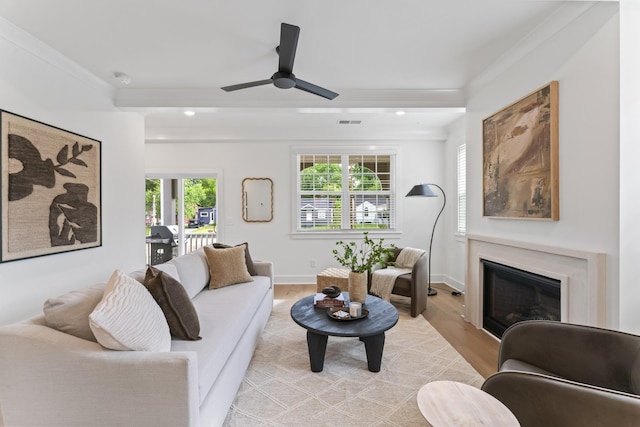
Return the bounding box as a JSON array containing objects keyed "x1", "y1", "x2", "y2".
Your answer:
[
  {"x1": 457, "y1": 144, "x2": 466, "y2": 235},
  {"x1": 292, "y1": 145, "x2": 398, "y2": 235}
]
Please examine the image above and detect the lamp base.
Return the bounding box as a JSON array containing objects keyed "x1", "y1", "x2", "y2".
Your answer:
[{"x1": 427, "y1": 288, "x2": 438, "y2": 297}]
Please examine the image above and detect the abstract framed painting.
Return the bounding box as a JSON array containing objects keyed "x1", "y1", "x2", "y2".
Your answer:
[
  {"x1": 482, "y1": 81, "x2": 559, "y2": 220},
  {"x1": 1, "y1": 110, "x2": 101, "y2": 262}
]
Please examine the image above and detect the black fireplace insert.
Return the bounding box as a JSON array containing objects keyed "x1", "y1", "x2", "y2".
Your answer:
[{"x1": 482, "y1": 259, "x2": 561, "y2": 338}]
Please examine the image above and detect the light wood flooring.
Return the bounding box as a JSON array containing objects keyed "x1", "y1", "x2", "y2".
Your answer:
[{"x1": 274, "y1": 283, "x2": 500, "y2": 379}]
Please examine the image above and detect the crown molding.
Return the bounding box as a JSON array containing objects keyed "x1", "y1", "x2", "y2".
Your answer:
[
  {"x1": 466, "y1": 1, "x2": 617, "y2": 96},
  {"x1": 0, "y1": 15, "x2": 113, "y2": 98}
]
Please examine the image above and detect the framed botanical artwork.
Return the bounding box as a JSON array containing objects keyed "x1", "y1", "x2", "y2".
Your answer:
[
  {"x1": 1, "y1": 110, "x2": 101, "y2": 262},
  {"x1": 483, "y1": 81, "x2": 559, "y2": 220}
]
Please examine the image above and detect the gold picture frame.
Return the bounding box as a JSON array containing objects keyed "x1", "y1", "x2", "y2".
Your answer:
[
  {"x1": 1, "y1": 111, "x2": 101, "y2": 262},
  {"x1": 483, "y1": 81, "x2": 559, "y2": 220},
  {"x1": 242, "y1": 177, "x2": 273, "y2": 222}
]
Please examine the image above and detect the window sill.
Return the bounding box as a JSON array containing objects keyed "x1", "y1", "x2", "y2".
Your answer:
[{"x1": 291, "y1": 230, "x2": 402, "y2": 240}]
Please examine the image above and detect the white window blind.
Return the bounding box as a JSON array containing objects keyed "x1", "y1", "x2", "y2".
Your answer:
[
  {"x1": 457, "y1": 144, "x2": 466, "y2": 234},
  {"x1": 296, "y1": 152, "x2": 395, "y2": 231}
]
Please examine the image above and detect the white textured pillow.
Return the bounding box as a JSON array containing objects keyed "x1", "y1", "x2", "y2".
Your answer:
[{"x1": 89, "y1": 269, "x2": 171, "y2": 352}]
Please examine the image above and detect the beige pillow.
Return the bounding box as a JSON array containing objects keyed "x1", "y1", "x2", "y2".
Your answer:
[
  {"x1": 89, "y1": 270, "x2": 171, "y2": 352},
  {"x1": 43, "y1": 283, "x2": 106, "y2": 342},
  {"x1": 212, "y1": 242, "x2": 258, "y2": 276},
  {"x1": 204, "y1": 245, "x2": 253, "y2": 289}
]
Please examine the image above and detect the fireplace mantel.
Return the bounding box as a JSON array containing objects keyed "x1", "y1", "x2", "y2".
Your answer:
[{"x1": 465, "y1": 234, "x2": 607, "y2": 331}]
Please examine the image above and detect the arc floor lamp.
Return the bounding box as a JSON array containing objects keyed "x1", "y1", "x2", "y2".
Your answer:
[{"x1": 406, "y1": 183, "x2": 446, "y2": 296}]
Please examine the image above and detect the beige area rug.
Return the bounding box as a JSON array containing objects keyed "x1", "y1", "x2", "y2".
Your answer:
[{"x1": 223, "y1": 296, "x2": 485, "y2": 426}]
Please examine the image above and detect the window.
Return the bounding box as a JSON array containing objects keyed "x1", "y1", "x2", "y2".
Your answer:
[
  {"x1": 457, "y1": 144, "x2": 466, "y2": 234},
  {"x1": 296, "y1": 152, "x2": 395, "y2": 231}
]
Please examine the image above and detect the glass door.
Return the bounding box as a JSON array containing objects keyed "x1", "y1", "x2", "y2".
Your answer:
[{"x1": 145, "y1": 177, "x2": 217, "y2": 265}]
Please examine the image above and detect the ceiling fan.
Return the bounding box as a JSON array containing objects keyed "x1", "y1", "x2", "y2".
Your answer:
[{"x1": 221, "y1": 23, "x2": 338, "y2": 100}]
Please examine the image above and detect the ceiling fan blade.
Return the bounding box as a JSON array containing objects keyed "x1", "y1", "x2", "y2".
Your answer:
[
  {"x1": 221, "y1": 79, "x2": 272, "y2": 92},
  {"x1": 278, "y1": 23, "x2": 299, "y2": 74},
  {"x1": 295, "y1": 79, "x2": 339, "y2": 100}
]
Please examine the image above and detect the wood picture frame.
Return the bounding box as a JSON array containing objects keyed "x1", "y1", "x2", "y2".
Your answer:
[
  {"x1": 482, "y1": 81, "x2": 559, "y2": 220},
  {"x1": 1, "y1": 110, "x2": 101, "y2": 262}
]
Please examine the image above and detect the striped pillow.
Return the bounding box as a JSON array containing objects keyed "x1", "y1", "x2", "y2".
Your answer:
[{"x1": 89, "y1": 269, "x2": 171, "y2": 352}]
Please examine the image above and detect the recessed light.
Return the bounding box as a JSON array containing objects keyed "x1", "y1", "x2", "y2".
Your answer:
[
  {"x1": 395, "y1": 111, "x2": 406, "y2": 116},
  {"x1": 184, "y1": 111, "x2": 195, "y2": 116}
]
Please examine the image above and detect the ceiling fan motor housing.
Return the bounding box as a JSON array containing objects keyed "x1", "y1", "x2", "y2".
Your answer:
[{"x1": 272, "y1": 71, "x2": 296, "y2": 89}]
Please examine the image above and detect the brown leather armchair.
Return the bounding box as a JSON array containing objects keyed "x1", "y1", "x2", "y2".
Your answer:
[
  {"x1": 481, "y1": 320, "x2": 640, "y2": 427},
  {"x1": 369, "y1": 247, "x2": 428, "y2": 317}
]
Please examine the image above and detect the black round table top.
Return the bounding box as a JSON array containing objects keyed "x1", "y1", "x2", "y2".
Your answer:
[{"x1": 290, "y1": 293, "x2": 399, "y2": 338}]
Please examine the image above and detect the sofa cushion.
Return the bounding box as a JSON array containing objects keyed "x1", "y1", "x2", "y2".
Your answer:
[
  {"x1": 204, "y1": 245, "x2": 253, "y2": 289},
  {"x1": 170, "y1": 276, "x2": 272, "y2": 405},
  {"x1": 143, "y1": 266, "x2": 201, "y2": 341},
  {"x1": 212, "y1": 242, "x2": 258, "y2": 276},
  {"x1": 169, "y1": 249, "x2": 210, "y2": 299},
  {"x1": 89, "y1": 269, "x2": 171, "y2": 352},
  {"x1": 43, "y1": 283, "x2": 106, "y2": 342}
]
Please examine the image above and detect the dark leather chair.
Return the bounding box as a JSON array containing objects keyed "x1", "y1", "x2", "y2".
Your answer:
[
  {"x1": 369, "y1": 247, "x2": 428, "y2": 317},
  {"x1": 481, "y1": 320, "x2": 640, "y2": 427}
]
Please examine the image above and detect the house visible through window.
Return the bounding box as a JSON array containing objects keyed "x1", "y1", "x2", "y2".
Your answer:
[{"x1": 296, "y1": 152, "x2": 395, "y2": 231}]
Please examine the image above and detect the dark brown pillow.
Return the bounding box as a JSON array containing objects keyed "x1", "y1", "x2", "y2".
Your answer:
[
  {"x1": 212, "y1": 242, "x2": 258, "y2": 276},
  {"x1": 143, "y1": 266, "x2": 201, "y2": 341}
]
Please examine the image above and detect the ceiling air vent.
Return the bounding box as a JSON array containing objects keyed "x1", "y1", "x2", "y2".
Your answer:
[{"x1": 337, "y1": 120, "x2": 362, "y2": 125}]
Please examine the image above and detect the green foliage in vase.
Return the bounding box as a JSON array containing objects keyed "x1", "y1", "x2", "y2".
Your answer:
[{"x1": 332, "y1": 232, "x2": 396, "y2": 273}]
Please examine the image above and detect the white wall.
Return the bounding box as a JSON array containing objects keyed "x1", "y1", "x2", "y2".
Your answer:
[
  {"x1": 145, "y1": 139, "x2": 449, "y2": 284},
  {"x1": 465, "y1": 6, "x2": 621, "y2": 328},
  {"x1": 619, "y1": 0, "x2": 640, "y2": 334},
  {"x1": 0, "y1": 19, "x2": 145, "y2": 326}
]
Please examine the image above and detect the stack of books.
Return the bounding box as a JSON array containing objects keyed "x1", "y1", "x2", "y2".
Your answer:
[{"x1": 314, "y1": 292, "x2": 346, "y2": 308}]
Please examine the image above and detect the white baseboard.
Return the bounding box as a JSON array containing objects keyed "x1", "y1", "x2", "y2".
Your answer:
[
  {"x1": 439, "y1": 275, "x2": 465, "y2": 293},
  {"x1": 275, "y1": 275, "x2": 316, "y2": 285},
  {"x1": 275, "y1": 274, "x2": 466, "y2": 293}
]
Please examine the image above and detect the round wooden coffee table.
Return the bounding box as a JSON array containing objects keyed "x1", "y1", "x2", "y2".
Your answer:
[
  {"x1": 417, "y1": 381, "x2": 520, "y2": 426},
  {"x1": 290, "y1": 293, "x2": 398, "y2": 372}
]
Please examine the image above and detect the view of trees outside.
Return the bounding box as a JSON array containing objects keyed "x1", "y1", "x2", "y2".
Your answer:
[
  {"x1": 299, "y1": 161, "x2": 388, "y2": 230},
  {"x1": 145, "y1": 178, "x2": 217, "y2": 227},
  {"x1": 300, "y1": 163, "x2": 383, "y2": 192}
]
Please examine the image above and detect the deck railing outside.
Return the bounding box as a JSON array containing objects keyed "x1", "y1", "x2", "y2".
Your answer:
[
  {"x1": 146, "y1": 231, "x2": 217, "y2": 265},
  {"x1": 183, "y1": 231, "x2": 217, "y2": 253}
]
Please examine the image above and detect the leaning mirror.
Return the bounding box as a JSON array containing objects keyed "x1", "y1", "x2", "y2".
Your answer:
[{"x1": 242, "y1": 178, "x2": 273, "y2": 222}]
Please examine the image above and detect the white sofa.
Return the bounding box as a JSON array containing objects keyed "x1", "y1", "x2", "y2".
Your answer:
[{"x1": 0, "y1": 246, "x2": 274, "y2": 427}]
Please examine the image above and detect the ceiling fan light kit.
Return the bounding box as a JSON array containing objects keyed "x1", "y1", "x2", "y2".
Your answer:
[{"x1": 221, "y1": 23, "x2": 338, "y2": 100}]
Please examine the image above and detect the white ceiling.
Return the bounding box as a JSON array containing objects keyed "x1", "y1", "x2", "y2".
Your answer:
[{"x1": 0, "y1": 0, "x2": 606, "y2": 141}]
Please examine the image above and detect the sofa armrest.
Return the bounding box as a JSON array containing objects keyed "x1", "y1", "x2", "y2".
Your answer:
[
  {"x1": 0, "y1": 323, "x2": 200, "y2": 427},
  {"x1": 482, "y1": 370, "x2": 640, "y2": 427},
  {"x1": 499, "y1": 320, "x2": 640, "y2": 393},
  {"x1": 253, "y1": 260, "x2": 274, "y2": 287}
]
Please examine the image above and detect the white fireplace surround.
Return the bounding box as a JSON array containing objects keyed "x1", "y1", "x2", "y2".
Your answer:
[{"x1": 465, "y1": 234, "x2": 607, "y2": 332}]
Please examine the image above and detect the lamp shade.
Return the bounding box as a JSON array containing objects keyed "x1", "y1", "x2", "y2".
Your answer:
[{"x1": 406, "y1": 184, "x2": 438, "y2": 197}]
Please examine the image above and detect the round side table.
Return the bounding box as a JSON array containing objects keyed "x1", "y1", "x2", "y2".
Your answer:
[{"x1": 417, "y1": 381, "x2": 520, "y2": 426}]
